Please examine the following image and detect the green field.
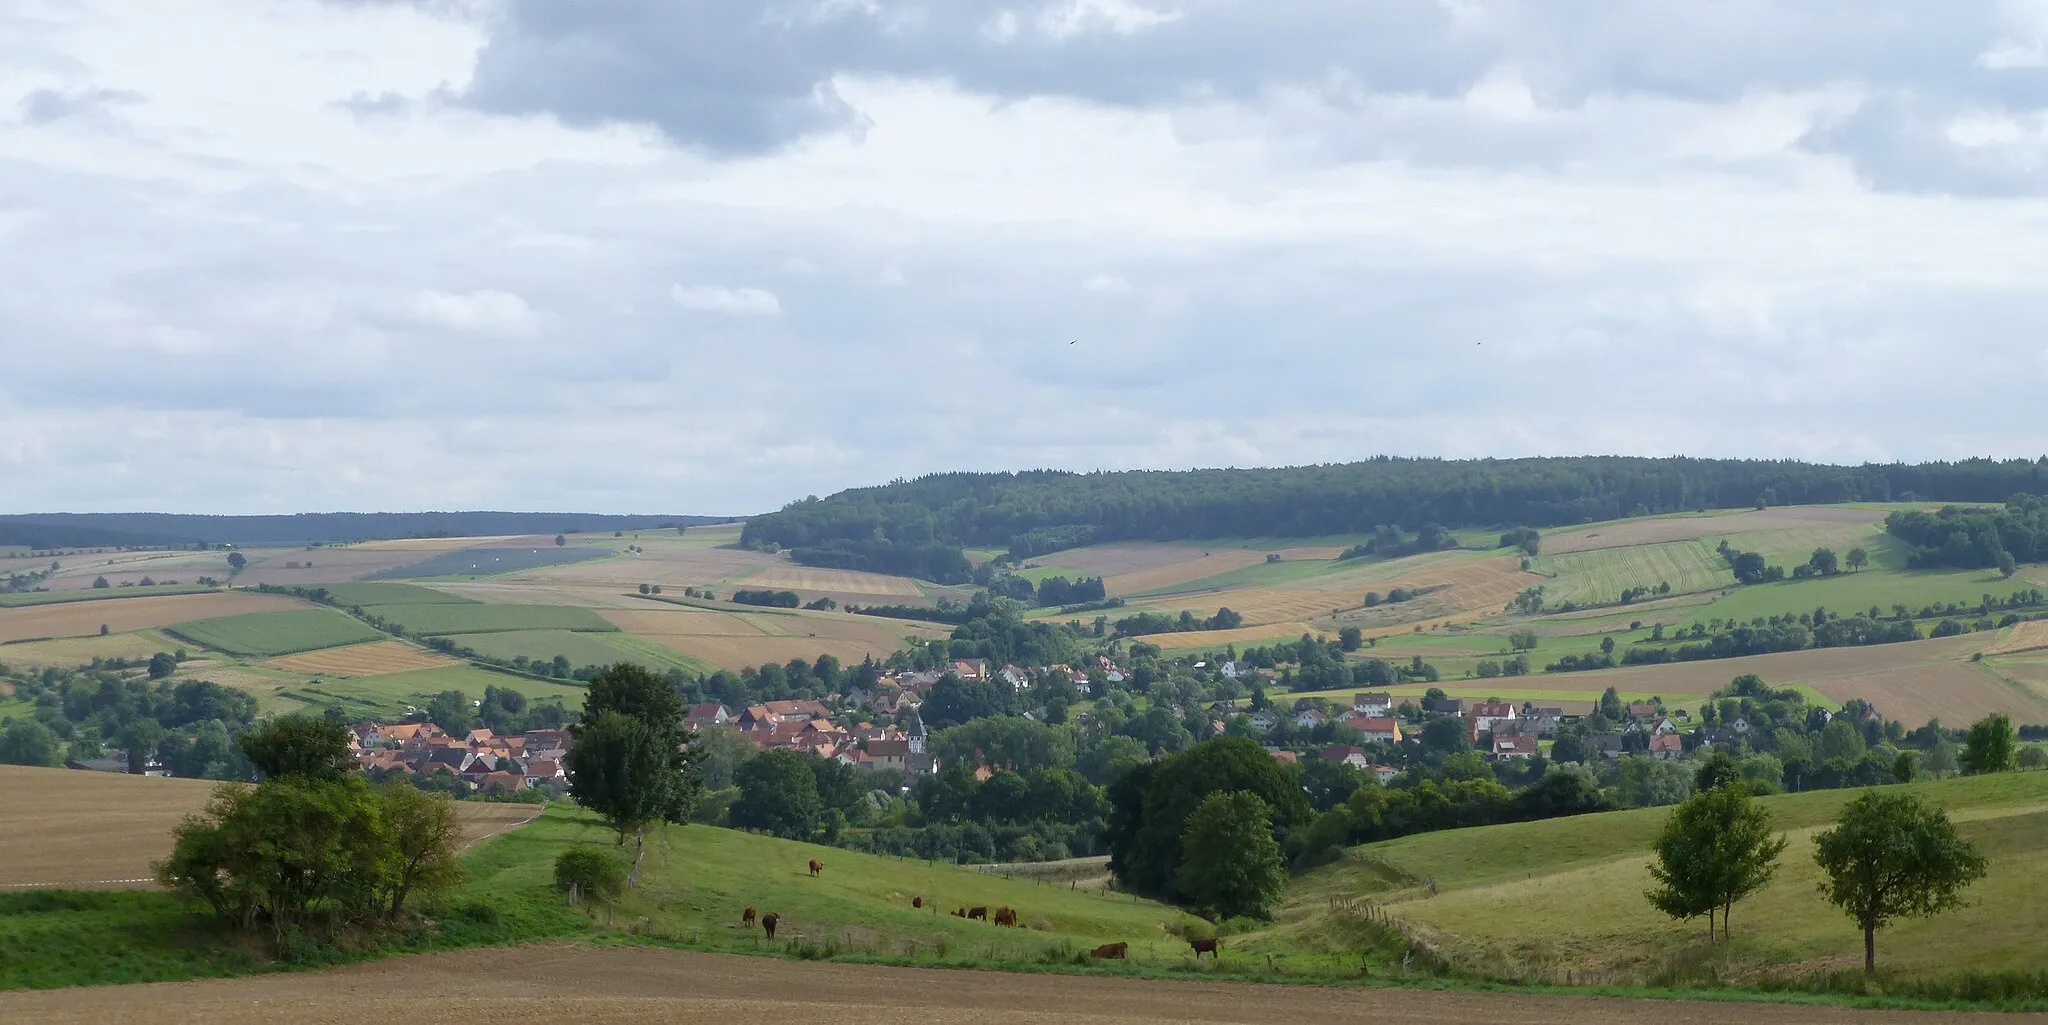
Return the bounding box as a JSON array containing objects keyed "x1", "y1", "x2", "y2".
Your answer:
[
  {"x1": 1533, "y1": 542, "x2": 1733, "y2": 606},
  {"x1": 0, "y1": 584, "x2": 214, "y2": 608},
  {"x1": 164, "y1": 609, "x2": 385, "y2": 657},
  {"x1": 1706, "y1": 526, "x2": 1900, "y2": 569},
  {"x1": 316, "y1": 582, "x2": 475, "y2": 607},
  {"x1": 293, "y1": 665, "x2": 589, "y2": 715},
  {"x1": 1679, "y1": 565, "x2": 2020, "y2": 625},
  {"x1": 363, "y1": 603, "x2": 617, "y2": 636},
  {"x1": 1275, "y1": 772, "x2": 2048, "y2": 980},
  {"x1": 443, "y1": 629, "x2": 712, "y2": 675}
]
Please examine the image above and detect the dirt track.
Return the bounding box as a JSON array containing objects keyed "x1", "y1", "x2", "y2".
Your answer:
[{"x1": 0, "y1": 945, "x2": 2028, "y2": 1024}]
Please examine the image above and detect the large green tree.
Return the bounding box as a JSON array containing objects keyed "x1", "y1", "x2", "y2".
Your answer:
[
  {"x1": 1645, "y1": 783, "x2": 1787, "y2": 942},
  {"x1": 1107, "y1": 737, "x2": 1310, "y2": 901},
  {"x1": 1813, "y1": 792, "x2": 1988, "y2": 974},
  {"x1": 0, "y1": 718, "x2": 63, "y2": 767},
  {"x1": 731, "y1": 748, "x2": 824, "y2": 839},
  {"x1": 565, "y1": 663, "x2": 701, "y2": 884},
  {"x1": 1177, "y1": 790, "x2": 1288, "y2": 920},
  {"x1": 238, "y1": 716, "x2": 354, "y2": 782},
  {"x1": 1960, "y1": 713, "x2": 2017, "y2": 775}
]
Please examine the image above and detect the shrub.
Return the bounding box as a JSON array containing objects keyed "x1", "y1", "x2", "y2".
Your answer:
[{"x1": 553, "y1": 846, "x2": 628, "y2": 907}]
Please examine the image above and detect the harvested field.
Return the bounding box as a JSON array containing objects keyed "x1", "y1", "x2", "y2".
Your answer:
[
  {"x1": 1543, "y1": 506, "x2": 1887, "y2": 555},
  {"x1": 365, "y1": 603, "x2": 617, "y2": 636},
  {"x1": 601, "y1": 608, "x2": 947, "y2": 670},
  {"x1": 1033, "y1": 541, "x2": 1225, "y2": 577},
  {"x1": 316, "y1": 583, "x2": 475, "y2": 607},
  {"x1": 347, "y1": 535, "x2": 542, "y2": 551},
  {"x1": 1986, "y1": 619, "x2": 2048, "y2": 657},
  {"x1": 1531, "y1": 633, "x2": 1996, "y2": 713},
  {"x1": 0, "y1": 591, "x2": 302, "y2": 644},
  {"x1": 1802, "y1": 660, "x2": 2048, "y2": 727},
  {"x1": 367, "y1": 545, "x2": 615, "y2": 581},
  {"x1": 0, "y1": 765, "x2": 538, "y2": 890},
  {"x1": 432, "y1": 583, "x2": 654, "y2": 609},
  {"x1": 496, "y1": 545, "x2": 777, "y2": 588},
  {"x1": 0, "y1": 630, "x2": 176, "y2": 668},
  {"x1": 1104, "y1": 550, "x2": 1270, "y2": 595},
  {"x1": 1148, "y1": 622, "x2": 1321, "y2": 649},
  {"x1": 0, "y1": 945, "x2": 2004, "y2": 1025},
  {"x1": 264, "y1": 640, "x2": 457, "y2": 677},
  {"x1": 727, "y1": 565, "x2": 925, "y2": 598}
]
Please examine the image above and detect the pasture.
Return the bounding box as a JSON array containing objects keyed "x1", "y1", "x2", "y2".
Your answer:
[
  {"x1": 440, "y1": 629, "x2": 711, "y2": 675},
  {"x1": 1677, "y1": 566, "x2": 2019, "y2": 626},
  {"x1": 367, "y1": 545, "x2": 617, "y2": 581},
  {"x1": 1532, "y1": 541, "x2": 1732, "y2": 606},
  {"x1": 0, "y1": 592, "x2": 302, "y2": 644},
  {"x1": 314, "y1": 582, "x2": 476, "y2": 607},
  {"x1": 0, "y1": 584, "x2": 213, "y2": 607},
  {"x1": 364, "y1": 603, "x2": 618, "y2": 636},
  {"x1": 1280, "y1": 772, "x2": 2048, "y2": 980},
  {"x1": 0, "y1": 764, "x2": 541, "y2": 890},
  {"x1": 164, "y1": 609, "x2": 385, "y2": 657},
  {"x1": 263, "y1": 640, "x2": 458, "y2": 677}
]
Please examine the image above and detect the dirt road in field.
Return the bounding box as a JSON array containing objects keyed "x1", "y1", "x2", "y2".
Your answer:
[{"x1": 0, "y1": 946, "x2": 2032, "y2": 1025}]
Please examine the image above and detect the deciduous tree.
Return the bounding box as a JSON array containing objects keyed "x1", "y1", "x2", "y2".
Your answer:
[
  {"x1": 1813, "y1": 792, "x2": 1987, "y2": 974},
  {"x1": 1961, "y1": 713, "x2": 2017, "y2": 775},
  {"x1": 1176, "y1": 790, "x2": 1288, "y2": 920},
  {"x1": 1645, "y1": 784, "x2": 1787, "y2": 942}
]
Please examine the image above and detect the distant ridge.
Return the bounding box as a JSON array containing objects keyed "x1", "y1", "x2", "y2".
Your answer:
[{"x1": 0, "y1": 511, "x2": 742, "y2": 549}]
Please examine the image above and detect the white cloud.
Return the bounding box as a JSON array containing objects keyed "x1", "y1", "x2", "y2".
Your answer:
[
  {"x1": 1082, "y1": 273, "x2": 1132, "y2": 294},
  {"x1": 409, "y1": 289, "x2": 543, "y2": 336},
  {"x1": 669, "y1": 284, "x2": 783, "y2": 315}
]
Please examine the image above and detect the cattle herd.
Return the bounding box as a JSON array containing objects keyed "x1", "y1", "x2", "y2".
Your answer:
[{"x1": 737, "y1": 861, "x2": 1221, "y2": 963}]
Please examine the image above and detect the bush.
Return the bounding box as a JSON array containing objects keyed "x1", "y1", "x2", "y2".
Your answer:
[{"x1": 553, "y1": 846, "x2": 628, "y2": 907}]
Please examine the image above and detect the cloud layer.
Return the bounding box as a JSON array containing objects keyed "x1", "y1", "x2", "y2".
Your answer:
[{"x1": 3, "y1": 0, "x2": 2048, "y2": 514}]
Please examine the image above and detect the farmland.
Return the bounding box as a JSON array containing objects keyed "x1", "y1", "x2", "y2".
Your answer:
[
  {"x1": 599, "y1": 607, "x2": 949, "y2": 670},
  {"x1": 367, "y1": 545, "x2": 616, "y2": 580},
  {"x1": 1540, "y1": 506, "x2": 1888, "y2": 555},
  {"x1": 164, "y1": 609, "x2": 386, "y2": 657},
  {"x1": 0, "y1": 630, "x2": 181, "y2": 669},
  {"x1": 263, "y1": 640, "x2": 458, "y2": 677},
  {"x1": 1530, "y1": 541, "x2": 1732, "y2": 606},
  {"x1": 440, "y1": 628, "x2": 712, "y2": 675},
  {"x1": 0, "y1": 584, "x2": 213, "y2": 607},
  {"x1": 363, "y1": 603, "x2": 618, "y2": 636},
  {"x1": 0, "y1": 764, "x2": 540, "y2": 890},
  {"x1": 0, "y1": 591, "x2": 302, "y2": 644},
  {"x1": 293, "y1": 664, "x2": 591, "y2": 715},
  {"x1": 314, "y1": 582, "x2": 476, "y2": 607}
]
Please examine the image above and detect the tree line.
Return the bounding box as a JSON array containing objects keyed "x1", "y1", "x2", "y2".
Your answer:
[{"x1": 1887, "y1": 494, "x2": 2048, "y2": 574}]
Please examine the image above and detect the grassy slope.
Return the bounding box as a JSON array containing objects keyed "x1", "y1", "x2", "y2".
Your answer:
[
  {"x1": 1532, "y1": 542, "x2": 1734, "y2": 607},
  {"x1": 0, "y1": 584, "x2": 214, "y2": 608},
  {"x1": 364, "y1": 604, "x2": 618, "y2": 636},
  {"x1": 443, "y1": 629, "x2": 712, "y2": 675},
  {"x1": 1275, "y1": 773, "x2": 2048, "y2": 978},
  {"x1": 165, "y1": 609, "x2": 385, "y2": 657}
]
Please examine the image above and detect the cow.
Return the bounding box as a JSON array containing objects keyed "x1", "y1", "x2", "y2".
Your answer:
[
  {"x1": 912, "y1": 896, "x2": 924, "y2": 909},
  {"x1": 993, "y1": 906, "x2": 1018, "y2": 928},
  {"x1": 1187, "y1": 937, "x2": 1221, "y2": 959},
  {"x1": 1090, "y1": 942, "x2": 1129, "y2": 959},
  {"x1": 808, "y1": 859, "x2": 824, "y2": 878},
  {"x1": 741, "y1": 906, "x2": 757, "y2": 928},
  {"x1": 966, "y1": 906, "x2": 988, "y2": 921},
  {"x1": 762, "y1": 912, "x2": 780, "y2": 940}
]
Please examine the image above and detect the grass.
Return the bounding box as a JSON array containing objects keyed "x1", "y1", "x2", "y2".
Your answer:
[
  {"x1": 441, "y1": 629, "x2": 712, "y2": 675},
  {"x1": 1532, "y1": 542, "x2": 1733, "y2": 606},
  {"x1": 1681, "y1": 565, "x2": 2021, "y2": 625},
  {"x1": 365, "y1": 545, "x2": 616, "y2": 581},
  {"x1": 164, "y1": 609, "x2": 385, "y2": 657},
  {"x1": 1275, "y1": 772, "x2": 2048, "y2": 982},
  {"x1": 0, "y1": 584, "x2": 214, "y2": 608},
  {"x1": 363, "y1": 603, "x2": 617, "y2": 636},
  {"x1": 293, "y1": 665, "x2": 589, "y2": 715},
  {"x1": 316, "y1": 583, "x2": 476, "y2": 607}
]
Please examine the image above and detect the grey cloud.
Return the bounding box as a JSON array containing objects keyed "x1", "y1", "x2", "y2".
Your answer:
[
  {"x1": 1803, "y1": 94, "x2": 2048, "y2": 196},
  {"x1": 18, "y1": 86, "x2": 143, "y2": 127}
]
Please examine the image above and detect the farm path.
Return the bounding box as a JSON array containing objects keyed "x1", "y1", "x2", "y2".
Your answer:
[{"x1": 0, "y1": 945, "x2": 2029, "y2": 1025}]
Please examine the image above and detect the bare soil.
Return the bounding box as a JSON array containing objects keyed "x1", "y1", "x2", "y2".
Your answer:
[
  {"x1": 0, "y1": 765, "x2": 536, "y2": 890},
  {"x1": 0, "y1": 945, "x2": 2019, "y2": 1025},
  {"x1": 1804, "y1": 661, "x2": 2048, "y2": 726}
]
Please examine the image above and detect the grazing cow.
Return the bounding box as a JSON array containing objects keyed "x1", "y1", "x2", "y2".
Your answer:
[
  {"x1": 1187, "y1": 938, "x2": 1221, "y2": 959},
  {"x1": 967, "y1": 906, "x2": 988, "y2": 921},
  {"x1": 993, "y1": 906, "x2": 1018, "y2": 928},
  {"x1": 912, "y1": 896, "x2": 924, "y2": 909},
  {"x1": 741, "y1": 906, "x2": 757, "y2": 928},
  {"x1": 808, "y1": 859, "x2": 824, "y2": 878},
  {"x1": 1090, "y1": 942, "x2": 1129, "y2": 959},
  {"x1": 952, "y1": 907, "x2": 968, "y2": 918},
  {"x1": 762, "y1": 912, "x2": 780, "y2": 940}
]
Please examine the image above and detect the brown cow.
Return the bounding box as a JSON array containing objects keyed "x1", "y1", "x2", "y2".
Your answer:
[
  {"x1": 966, "y1": 906, "x2": 988, "y2": 921},
  {"x1": 993, "y1": 906, "x2": 1018, "y2": 928},
  {"x1": 741, "y1": 906, "x2": 758, "y2": 928},
  {"x1": 808, "y1": 859, "x2": 824, "y2": 878},
  {"x1": 1188, "y1": 937, "x2": 1221, "y2": 959},
  {"x1": 952, "y1": 907, "x2": 968, "y2": 918},
  {"x1": 1090, "y1": 942, "x2": 1129, "y2": 959},
  {"x1": 762, "y1": 912, "x2": 780, "y2": 940},
  {"x1": 912, "y1": 896, "x2": 924, "y2": 909}
]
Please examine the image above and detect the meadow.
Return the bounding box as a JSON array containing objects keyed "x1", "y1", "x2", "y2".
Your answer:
[
  {"x1": 315, "y1": 582, "x2": 477, "y2": 607},
  {"x1": 367, "y1": 545, "x2": 617, "y2": 581},
  {"x1": 163, "y1": 609, "x2": 386, "y2": 657},
  {"x1": 441, "y1": 629, "x2": 712, "y2": 675},
  {"x1": 365, "y1": 603, "x2": 619, "y2": 636},
  {"x1": 289, "y1": 664, "x2": 592, "y2": 717},
  {"x1": 0, "y1": 591, "x2": 300, "y2": 644},
  {"x1": 1530, "y1": 541, "x2": 1732, "y2": 606},
  {"x1": 0, "y1": 584, "x2": 214, "y2": 608}
]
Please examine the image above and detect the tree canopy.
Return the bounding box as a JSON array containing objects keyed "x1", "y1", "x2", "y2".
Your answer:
[{"x1": 1813, "y1": 792, "x2": 1988, "y2": 974}]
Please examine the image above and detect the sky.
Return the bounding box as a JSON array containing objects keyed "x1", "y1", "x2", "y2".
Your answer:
[{"x1": 5, "y1": 0, "x2": 2048, "y2": 516}]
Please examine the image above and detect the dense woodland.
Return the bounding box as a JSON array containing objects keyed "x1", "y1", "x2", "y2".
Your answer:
[
  {"x1": 744, "y1": 456, "x2": 2048, "y2": 577},
  {"x1": 1886, "y1": 494, "x2": 2048, "y2": 571}
]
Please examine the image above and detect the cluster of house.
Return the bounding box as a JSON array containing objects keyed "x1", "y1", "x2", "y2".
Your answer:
[
  {"x1": 691, "y1": 698, "x2": 938, "y2": 776},
  {"x1": 351, "y1": 722, "x2": 571, "y2": 794},
  {"x1": 1248, "y1": 692, "x2": 1716, "y2": 766}
]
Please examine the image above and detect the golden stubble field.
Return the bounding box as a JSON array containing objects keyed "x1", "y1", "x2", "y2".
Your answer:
[
  {"x1": 600, "y1": 607, "x2": 949, "y2": 670},
  {"x1": 0, "y1": 592, "x2": 304, "y2": 644},
  {"x1": 264, "y1": 640, "x2": 457, "y2": 677},
  {"x1": 0, "y1": 765, "x2": 539, "y2": 890},
  {"x1": 1542, "y1": 507, "x2": 1888, "y2": 555},
  {"x1": 0, "y1": 946, "x2": 2008, "y2": 1025}
]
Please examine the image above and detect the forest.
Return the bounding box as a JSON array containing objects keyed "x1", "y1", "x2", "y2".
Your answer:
[
  {"x1": 1886, "y1": 494, "x2": 2048, "y2": 571},
  {"x1": 744, "y1": 456, "x2": 2048, "y2": 576}
]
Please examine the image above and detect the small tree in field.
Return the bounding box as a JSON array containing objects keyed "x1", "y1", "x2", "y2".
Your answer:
[
  {"x1": 1813, "y1": 792, "x2": 1986, "y2": 975},
  {"x1": 1646, "y1": 782, "x2": 1786, "y2": 942},
  {"x1": 1176, "y1": 790, "x2": 1287, "y2": 920},
  {"x1": 1960, "y1": 713, "x2": 2017, "y2": 775},
  {"x1": 565, "y1": 664, "x2": 701, "y2": 885},
  {"x1": 1845, "y1": 547, "x2": 1868, "y2": 572}
]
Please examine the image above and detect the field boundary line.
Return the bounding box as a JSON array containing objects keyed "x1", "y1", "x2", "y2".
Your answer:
[
  {"x1": 1, "y1": 877, "x2": 153, "y2": 889},
  {"x1": 458, "y1": 810, "x2": 543, "y2": 856}
]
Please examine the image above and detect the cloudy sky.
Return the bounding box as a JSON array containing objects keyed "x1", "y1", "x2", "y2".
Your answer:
[{"x1": 6, "y1": 0, "x2": 2048, "y2": 515}]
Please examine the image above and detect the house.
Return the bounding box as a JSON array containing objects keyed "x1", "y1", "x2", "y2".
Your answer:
[
  {"x1": 1294, "y1": 709, "x2": 1326, "y2": 729},
  {"x1": 865, "y1": 738, "x2": 912, "y2": 773},
  {"x1": 1427, "y1": 698, "x2": 1465, "y2": 717},
  {"x1": 1344, "y1": 716, "x2": 1403, "y2": 744},
  {"x1": 1491, "y1": 733, "x2": 1539, "y2": 761},
  {"x1": 1652, "y1": 717, "x2": 1680, "y2": 736},
  {"x1": 1320, "y1": 744, "x2": 1371, "y2": 769},
  {"x1": 684, "y1": 703, "x2": 729, "y2": 730},
  {"x1": 521, "y1": 728, "x2": 569, "y2": 752},
  {"x1": 1697, "y1": 726, "x2": 1741, "y2": 749},
  {"x1": 1352, "y1": 692, "x2": 1394, "y2": 716},
  {"x1": 1648, "y1": 733, "x2": 1685, "y2": 759},
  {"x1": 1247, "y1": 710, "x2": 1281, "y2": 731},
  {"x1": 1266, "y1": 748, "x2": 1300, "y2": 765},
  {"x1": 950, "y1": 659, "x2": 988, "y2": 681},
  {"x1": 524, "y1": 757, "x2": 564, "y2": 783},
  {"x1": 1590, "y1": 734, "x2": 1630, "y2": 760},
  {"x1": 1626, "y1": 702, "x2": 1658, "y2": 720},
  {"x1": 1368, "y1": 764, "x2": 1401, "y2": 784},
  {"x1": 1467, "y1": 700, "x2": 1516, "y2": 739},
  {"x1": 1729, "y1": 716, "x2": 1752, "y2": 734},
  {"x1": 999, "y1": 664, "x2": 1031, "y2": 690},
  {"x1": 737, "y1": 699, "x2": 832, "y2": 731},
  {"x1": 1218, "y1": 661, "x2": 1246, "y2": 679},
  {"x1": 465, "y1": 728, "x2": 496, "y2": 747},
  {"x1": 476, "y1": 770, "x2": 526, "y2": 795}
]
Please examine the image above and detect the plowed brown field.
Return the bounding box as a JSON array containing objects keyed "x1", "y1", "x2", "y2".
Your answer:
[
  {"x1": 0, "y1": 945, "x2": 2011, "y2": 1025},
  {"x1": 265, "y1": 641, "x2": 457, "y2": 677},
  {"x1": 0, "y1": 591, "x2": 303, "y2": 644},
  {"x1": 1803, "y1": 661, "x2": 2048, "y2": 727},
  {"x1": 1543, "y1": 506, "x2": 1887, "y2": 555},
  {"x1": 0, "y1": 765, "x2": 537, "y2": 890}
]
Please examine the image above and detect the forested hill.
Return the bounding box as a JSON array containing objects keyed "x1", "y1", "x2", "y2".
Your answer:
[
  {"x1": 0, "y1": 511, "x2": 738, "y2": 549},
  {"x1": 742, "y1": 456, "x2": 2048, "y2": 582}
]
